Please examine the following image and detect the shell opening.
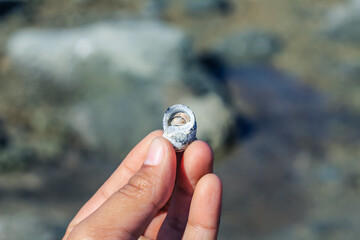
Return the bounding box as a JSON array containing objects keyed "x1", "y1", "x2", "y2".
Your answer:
[{"x1": 169, "y1": 112, "x2": 190, "y2": 126}]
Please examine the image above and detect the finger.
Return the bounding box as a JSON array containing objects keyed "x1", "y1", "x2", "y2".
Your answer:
[
  {"x1": 142, "y1": 211, "x2": 167, "y2": 238},
  {"x1": 67, "y1": 137, "x2": 177, "y2": 240},
  {"x1": 63, "y1": 130, "x2": 163, "y2": 239},
  {"x1": 156, "y1": 141, "x2": 214, "y2": 240},
  {"x1": 183, "y1": 174, "x2": 222, "y2": 240}
]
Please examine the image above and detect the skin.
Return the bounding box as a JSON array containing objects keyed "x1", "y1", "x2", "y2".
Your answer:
[{"x1": 63, "y1": 130, "x2": 222, "y2": 240}]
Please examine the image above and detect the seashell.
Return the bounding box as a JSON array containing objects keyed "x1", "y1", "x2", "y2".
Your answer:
[{"x1": 162, "y1": 104, "x2": 197, "y2": 152}]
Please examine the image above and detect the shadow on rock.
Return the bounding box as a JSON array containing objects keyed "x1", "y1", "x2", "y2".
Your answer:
[
  {"x1": 0, "y1": 0, "x2": 24, "y2": 19},
  {"x1": 218, "y1": 65, "x2": 332, "y2": 239}
]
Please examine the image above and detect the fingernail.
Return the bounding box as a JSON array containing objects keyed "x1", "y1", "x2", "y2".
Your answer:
[{"x1": 144, "y1": 138, "x2": 164, "y2": 166}]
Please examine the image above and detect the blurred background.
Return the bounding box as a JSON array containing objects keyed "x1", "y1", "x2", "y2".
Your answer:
[{"x1": 1, "y1": 0, "x2": 360, "y2": 239}]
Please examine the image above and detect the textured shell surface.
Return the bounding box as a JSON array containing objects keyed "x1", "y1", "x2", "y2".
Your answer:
[{"x1": 162, "y1": 104, "x2": 197, "y2": 151}]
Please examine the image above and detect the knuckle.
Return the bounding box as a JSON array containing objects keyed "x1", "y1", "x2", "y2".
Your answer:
[
  {"x1": 149, "y1": 129, "x2": 163, "y2": 137},
  {"x1": 98, "y1": 187, "x2": 112, "y2": 199},
  {"x1": 187, "y1": 219, "x2": 218, "y2": 232},
  {"x1": 118, "y1": 171, "x2": 157, "y2": 204}
]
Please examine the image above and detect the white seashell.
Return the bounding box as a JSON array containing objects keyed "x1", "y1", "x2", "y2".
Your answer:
[{"x1": 162, "y1": 104, "x2": 197, "y2": 152}]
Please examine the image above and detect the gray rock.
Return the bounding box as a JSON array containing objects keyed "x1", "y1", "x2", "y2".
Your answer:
[
  {"x1": 142, "y1": 0, "x2": 168, "y2": 18},
  {"x1": 6, "y1": 20, "x2": 234, "y2": 158},
  {"x1": 178, "y1": 93, "x2": 234, "y2": 152},
  {"x1": 0, "y1": 214, "x2": 55, "y2": 240},
  {"x1": 325, "y1": 0, "x2": 360, "y2": 42},
  {"x1": 185, "y1": 0, "x2": 231, "y2": 15},
  {"x1": 216, "y1": 66, "x2": 353, "y2": 239},
  {"x1": 7, "y1": 20, "x2": 191, "y2": 85},
  {"x1": 6, "y1": 21, "x2": 184, "y2": 156},
  {"x1": 213, "y1": 28, "x2": 282, "y2": 66},
  {"x1": 69, "y1": 84, "x2": 234, "y2": 156},
  {"x1": 0, "y1": 119, "x2": 8, "y2": 150},
  {"x1": 68, "y1": 78, "x2": 165, "y2": 156}
]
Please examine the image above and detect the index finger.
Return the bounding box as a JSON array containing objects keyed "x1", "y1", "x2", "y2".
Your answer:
[{"x1": 63, "y1": 130, "x2": 163, "y2": 239}]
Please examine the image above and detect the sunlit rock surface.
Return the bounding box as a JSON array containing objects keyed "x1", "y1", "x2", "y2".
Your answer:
[
  {"x1": 6, "y1": 20, "x2": 234, "y2": 158},
  {"x1": 7, "y1": 20, "x2": 190, "y2": 85}
]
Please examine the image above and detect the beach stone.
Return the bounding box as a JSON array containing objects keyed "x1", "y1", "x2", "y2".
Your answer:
[
  {"x1": 185, "y1": 0, "x2": 231, "y2": 15},
  {"x1": 213, "y1": 28, "x2": 282, "y2": 66},
  {"x1": 6, "y1": 19, "x2": 236, "y2": 160},
  {"x1": 178, "y1": 93, "x2": 235, "y2": 151},
  {"x1": 0, "y1": 214, "x2": 55, "y2": 240},
  {"x1": 7, "y1": 20, "x2": 191, "y2": 85},
  {"x1": 325, "y1": 0, "x2": 360, "y2": 42}
]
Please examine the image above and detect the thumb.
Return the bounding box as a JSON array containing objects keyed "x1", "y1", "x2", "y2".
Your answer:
[{"x1": 67, "y1": 137, "x2": 177, "y2": 240}]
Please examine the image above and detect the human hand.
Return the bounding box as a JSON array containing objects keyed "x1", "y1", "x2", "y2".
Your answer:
[{"x1": 63, "y1": 130, "x2": 222, "y2": 240}]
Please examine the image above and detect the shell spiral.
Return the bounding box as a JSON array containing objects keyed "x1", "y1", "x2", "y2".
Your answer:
[{"x1": 162, "y1": 104, "x2": 197, "y2": 152}]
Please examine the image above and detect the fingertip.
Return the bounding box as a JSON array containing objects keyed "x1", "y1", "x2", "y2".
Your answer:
[
  {"x1": 153, "y1": 136, "x2": 177, "y2": 162},
  {"x1": 138, "y1": 130, "x2": 164, "y2": 151},
  {"x1": 148, "y1": 129, "x2": 164, "y2": 138},
  {"x1": 183, "y1": 141, "x2": 214, "y2": 183},
  {"x1": 154, "y1": 135, "x2": 173, "y2": 150},
  {"x1": 125, "y1": 130, "x2": 164, "y2": 162},
  {"x1": 185, "y1": 140, "x2": 214, "y2": 163},
  {"x1": 136, "y1": 130, "x2": 164, "y2": 150},
  {"x1": 188, "y1": 140, "x2": 213, "y2": 151},
  {"x1": 196, "y1": 173, "x2": 222, "y2": 197},
  {"x1": 147, "y1": 136, "x2": 177, "y2": 189}
]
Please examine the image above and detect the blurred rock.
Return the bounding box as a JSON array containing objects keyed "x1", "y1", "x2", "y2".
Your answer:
[
  {"x1": 185, "y1": 0, "x2": 232, "y2": 15},
  {"x1": 0, "y1": 119, "x2": 8, "y2": 150},
  {"x1": 325, "y1": 0, "x2": 360, "y2": 42},
  {"x1": 142, "y1": 0, "x2": 167, "y2": 18},
  {"x1": 226, "y1": 66, "x2": 328, "y2": 145},
  {"x1": 183, "y1": 61, "x2": 226, "y2": 96},
  {"x1": 7, "y1": 20, "x2": 234, "y2": 157},
  {"x1": 2, "y1": 1, "x2": 360, "y2": 240},
  {"x1": 67, "y1": 78, "x2": 165, "y2": 155},
  {"x1": 0, "y1": 214, "x2": 55, "y2": 240},
  {"x1": 0, "y1": 0, "x2": 24, "y2": 18},
  {"x1": 334, "y1": 60, "x2": 360, "y2": 80},
  {"x1": 68, "y1": 78, "x2": 235, "y2": 155},
  {"x1": 179, "y1": 93, "x2": 234, "y2": 151},
  {"x1": 7, "y1": 20, "x2": 191, "y2": 86},
  {"x1": 213, "y1": 28, "x2": 282, "y2": 66},
  {"x1": 218, "y1": 66, "x2": 336, "y2": 239}
]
